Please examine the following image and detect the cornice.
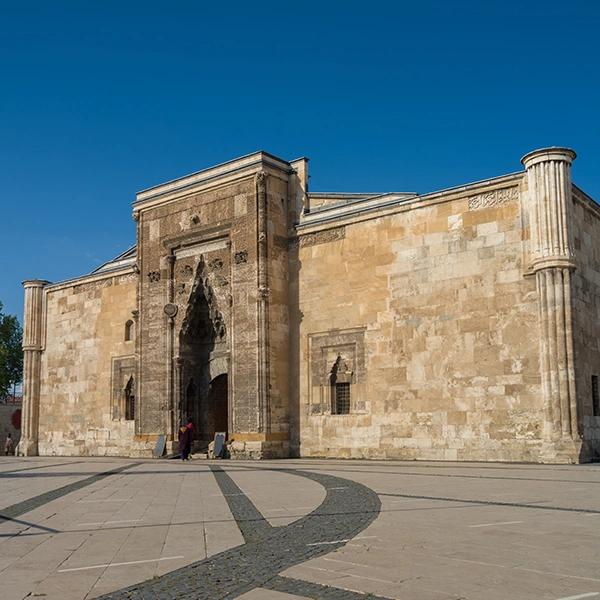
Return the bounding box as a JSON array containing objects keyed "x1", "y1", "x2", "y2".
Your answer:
[
  {"x1": 133, "y1": 151, "x2": 293, "y2": 210},
  {"x1": 572, "y1": 184, "x2": 600, "y2": 220},
  {"x1": 44, "y1": 266, "x2": 136, "y2": 293},
  {"x1": 296, "y1": 171, "x2": 524, "y2": 234}
]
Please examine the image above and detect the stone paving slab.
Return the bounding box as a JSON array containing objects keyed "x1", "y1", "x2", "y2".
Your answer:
[
  {"x1": 0, "y1": 459, "x2": 129, "y2": 509},
  {"x1": 237, "y1": 588, "x2": 308, "y2": 599},
  {"x1": 225, "y1": 466, "x2": 325, "y2": 527}
]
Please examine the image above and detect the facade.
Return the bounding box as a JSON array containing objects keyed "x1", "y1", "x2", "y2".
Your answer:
[{"x1": 18, "y1": 147, "x2": 600, "y2": 463}]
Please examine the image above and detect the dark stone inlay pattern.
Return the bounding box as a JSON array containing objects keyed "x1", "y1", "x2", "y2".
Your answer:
[
  {"x1": 0, "y1": 460, "x2": 87, "y2": 475},
  {"x1": 379, "y1": 491, "x2": 600, "y2": 514},
  {"x1": 265, "y1": 574, "x2": 392, "y2": 599},
  {"x1": 0, "y1": 462, "x2": 139, "y2": 521},
  {"x1": 210, "y1": 465, "x2": 273, "y2": 543},
  {"x1": 97, "y1": 466, "x2": 383, "y2": 599}
]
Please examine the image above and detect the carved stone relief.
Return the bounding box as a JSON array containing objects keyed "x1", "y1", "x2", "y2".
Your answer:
[
  {"x1": 234, "y1": 250, "x2": 248, "y2": 264},
  {"x1": 179, "y1": 259, "x2": 228, "y2": 343},
  {"x1": 468, "y1": 186, "x2": 519, "y2": 210},
  {"x1": 147, "y1": 271, "x2": 161, "y2": 282},
  {"x1": 292, "y1": 226, "x2": 346, "y2": 249},
  {"x1": 309, "y1": 328, "x2": 366, "y2": 386}
]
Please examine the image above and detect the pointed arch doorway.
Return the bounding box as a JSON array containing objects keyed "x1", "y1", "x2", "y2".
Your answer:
[{"x1": 178, "y1": 259, "x2": 229, "y2": 448}]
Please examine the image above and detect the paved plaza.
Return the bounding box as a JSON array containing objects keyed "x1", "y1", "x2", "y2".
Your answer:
[{"x1": 0, "y1": 457, "x2": 599, "y2": 599}]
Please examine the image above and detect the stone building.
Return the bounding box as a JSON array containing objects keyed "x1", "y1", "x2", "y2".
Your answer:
[{"x1": 18, "y1": 147, "x2": 600, "y2": 462}]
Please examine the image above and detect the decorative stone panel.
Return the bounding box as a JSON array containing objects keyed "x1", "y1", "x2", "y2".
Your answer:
[
  {"x1": 467, "y1": 186, "x2": 518, "y2": 210},
  {"x1": 308, "y1": 328, "x2": 366, "y2": 413},
  {"x1": 292, "y1": 226, "x2": 346, "y2": 248}
]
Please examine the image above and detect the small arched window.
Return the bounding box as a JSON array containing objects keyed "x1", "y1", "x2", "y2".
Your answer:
[
  {"x1": 125, "y1": 320, "x2": 134, "y2": 341},
  {"x1": 330, "y1": 355, "x2": 352, "y2": 415}
]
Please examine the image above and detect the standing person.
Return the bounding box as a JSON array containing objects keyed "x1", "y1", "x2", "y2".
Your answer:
[
  {"x1": 4, "y1": 433, "x2": 14, "y2": 456},
  {"x1": 179, "y1": 418, "x2": 194, "y2": 461}
]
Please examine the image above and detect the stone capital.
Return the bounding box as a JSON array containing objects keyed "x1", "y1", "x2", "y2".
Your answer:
[
  {"x1": 255, "y1": 170, "x2": 268, "y2": 190},
  {"x1": 22, "y1": 280, "x2": 51, "y2": 289},
  {"x1": 521, "y1": 147, "x2": 576, "y2": 169}
]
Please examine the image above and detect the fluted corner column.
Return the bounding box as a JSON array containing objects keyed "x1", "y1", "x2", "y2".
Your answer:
[
  {"x1": 18, "y1": 279, "x2": 50, "y2": 456},
  {"x1": 255, "y1": 170, "x2": 271, "y2": 434},
  {"x1": 521, "y1": 147, "x2": 579, "y2": 441}
]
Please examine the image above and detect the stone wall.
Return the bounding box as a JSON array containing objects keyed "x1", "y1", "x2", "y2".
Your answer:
[
  {"x1": 294, "y1": 176, "x2": 549, "y2": 461},
  {"x1": 37, "y1": 271, "x2": 150, "y2": 456},
  {"x1": 572, "y1": 188, "x2": 600, "y2": 460}
]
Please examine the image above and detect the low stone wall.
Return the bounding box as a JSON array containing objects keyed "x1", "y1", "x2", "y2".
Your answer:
[{"x1": 0, "y1": 403, "x2": 21, "y2": 456}]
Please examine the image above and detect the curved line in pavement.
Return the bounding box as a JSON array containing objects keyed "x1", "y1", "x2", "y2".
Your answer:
[{"x1": 97, "y1": 466, "x2": 383, "y2": 600}]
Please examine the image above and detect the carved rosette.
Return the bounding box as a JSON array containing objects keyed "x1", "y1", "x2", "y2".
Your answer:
[{"x1": 234, "y1": 250, "x2": 248, "y2": 264}]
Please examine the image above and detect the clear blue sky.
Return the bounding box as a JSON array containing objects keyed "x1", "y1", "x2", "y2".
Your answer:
[{"x1": 1, "y1": 0, "x2": 599, "y2": 319}]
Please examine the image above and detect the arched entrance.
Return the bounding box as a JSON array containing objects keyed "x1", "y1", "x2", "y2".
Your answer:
[{"x1": 178, "y1": 259, "x2": 229, "y2": 448}]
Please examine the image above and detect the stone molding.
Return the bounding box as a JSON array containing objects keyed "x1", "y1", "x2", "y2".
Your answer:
[
  {"x1": 256, "y1": 167, "x2": 270, "y2": 434},
  {"x1": 135, "y1": 151, "x2": 292, "y2": 206}
]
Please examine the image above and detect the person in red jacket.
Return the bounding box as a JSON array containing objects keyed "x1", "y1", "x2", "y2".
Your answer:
[{"x1": 178, "y1": 418, "x2": 194, "y2": 461}]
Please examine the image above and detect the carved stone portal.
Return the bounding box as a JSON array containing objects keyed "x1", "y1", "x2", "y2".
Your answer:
[{"x1": 178, "y1": 260, "x2": 229, "y2": 446}]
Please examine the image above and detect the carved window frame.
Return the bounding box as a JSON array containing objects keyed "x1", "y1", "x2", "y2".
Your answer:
[
  {"x1": 111, "y1": 356, "x2": 136, "y2": 421},
  {"x1": 124, "y1": 319, "x2": 135, "y2": 342},
  {"x1": 308, "y1": 327, "x2": 366, "y2": 415}
]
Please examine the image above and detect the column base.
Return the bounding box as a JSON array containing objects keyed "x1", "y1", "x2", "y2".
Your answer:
[
  {"x1": 17, "y1": 438, "x2": 38, "y2": 457},
  {"x1": 540, "y1": 437, "x2": 585, "y2": 464}
]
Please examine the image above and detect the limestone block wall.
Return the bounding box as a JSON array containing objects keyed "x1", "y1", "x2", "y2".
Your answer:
[
  {"x1": 37, "y1": 271, "x2": 148, "y2": 456},
  {"x1": 571, "y1": 188, "x2": 600, "y2": 459},
  {"x1": 295, "y1": 177, "x2": 547, "y2": 461}
]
